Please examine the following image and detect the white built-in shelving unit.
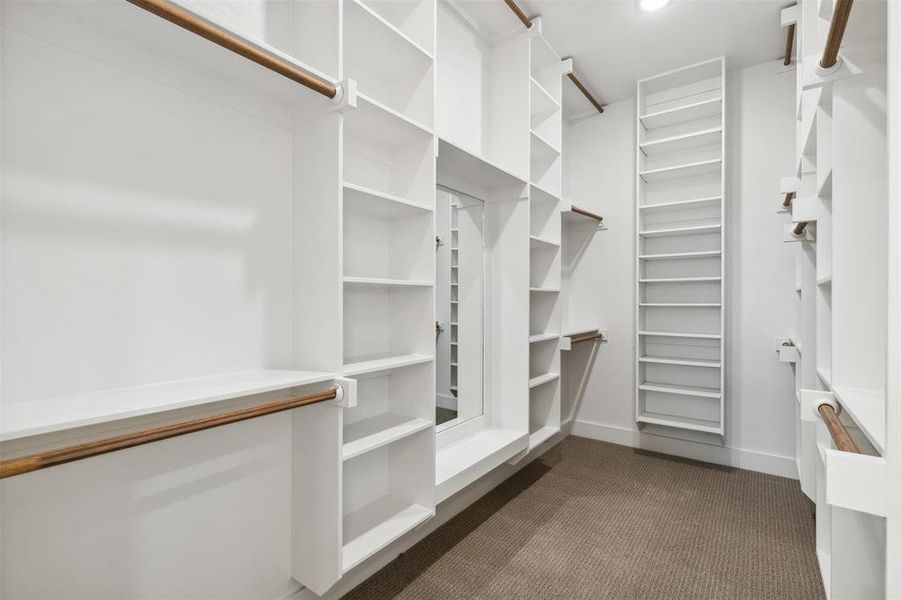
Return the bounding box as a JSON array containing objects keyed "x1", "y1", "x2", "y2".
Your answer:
[
  {"x1": 634, "y1": 57, "x2": 726, "y2": 437},
  {"x1": 780, "y1": 1, "x2": 890, "y2": 596}
]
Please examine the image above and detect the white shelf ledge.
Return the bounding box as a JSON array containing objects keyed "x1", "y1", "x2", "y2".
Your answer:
[
  {"x1": 639, "y1": 303, "x2": 721, "y2": 307},
  {"x1": 639, "y1": 250, "x2": 721, "y2": 260},
  {"x1": 639, "y1": 331, "x2": 722, "y2": 340},
  {"x1": 639, "y1": 97, "x2": 723, "y2": 129},
  {"x1": 343, "y1": 276, "x2": 433, "y2": 287},
  {"x1": 639, "y1": 356, "x2": 721, "y2": 368},
  {"x1": 345, "y1": 0, "x2": 434, "y2": 77},
  {"x1": 637, "y1": 412, "x2": 722, "y2": 434},
  {"x1": 343, "y1": 182, "x2": 433, "y2": 218},
  {"x1": 342, "y1": 353, "x2": 433, "y2": 377},
  {"x1": 529, "y1": 182, "x2": 561, "y2": 204},
  {"x1": 528, "y1": 372, "x2": 560, "y2": 389},
  {"x1": 0, "y1": 369, "x2": 336, "y2": 442},
  {"x1": 640, "y1": 127, "x2": 722, "y2": 155},
  {"x1": 437, "y1": 138, "x2": 527, "y2": 191},
  {"x1": 342, "y1": 495, "x2": 432, "y2": 573},
  {"x1": 640, "y1": 196, "x2": 722, "y2": 211},
  {"x1": 639, "y1": 382, "x2": 722, "y2": 399},
  {"x1": 639, "y1": 277, "x2": 722, "y2": 283},
  {"x1": 639, "y1": 224, "x2": 721, "y2": 237},
  {"x1": 436, "y1": 428, "x2": 527, "y2": 502},
  {"x1": 529, "y1": 333, "x2": 561, "y2": 344},
  {"x1": 345, "y1": 92, "x2": 433, "y2": 148},
  {"x1": 342, "y1": 414, "x2": 432, "y2": 460},
  {"x1": 832, "y1": 385, "x2": 886, "y2": 455},
  {"x1": 529, "y1": 235, "x2": 561, "y2": 249},
  {"x1": 530, "y1": 77, "x2": 560, "y2": 120},
  {"x1": 530, "y1": 129, "x2": 561, "y2": 159},
  {"x1": 817, "y1": 275, "x2": 833, "y2": 286},
  {"x1": 639, "y1": 159, "x2": 722, "y2": 182},
  {"x1": 528, "y1": 425, "x2": 559, "y2": 449},
  {"x1": 530, "y1": 286, "x2": 561, "y2": 293}
]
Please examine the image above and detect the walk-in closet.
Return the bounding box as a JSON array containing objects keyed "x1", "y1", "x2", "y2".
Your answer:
[{"x1": 0, "y1": 0, "x2": 898, "y2": 598}]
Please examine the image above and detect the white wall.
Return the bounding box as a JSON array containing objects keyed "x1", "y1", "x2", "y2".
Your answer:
[{"x1": 564, "y1": 59, "x2": 799, "y2": 477}]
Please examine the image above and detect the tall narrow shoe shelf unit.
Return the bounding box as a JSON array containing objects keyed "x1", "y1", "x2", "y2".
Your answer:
[
  {"x1": 780, "y1": 1, "x2": 890, "y2": 596},
  {"x1": 527, "y1": 29, "x2": 566, "y2": 451},
  {"x1": 634, "y1": 58, "x2": 726, "y2": 436}
]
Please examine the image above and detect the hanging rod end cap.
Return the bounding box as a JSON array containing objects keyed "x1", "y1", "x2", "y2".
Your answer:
[
  {"x1": 332, "y1": 78, "x2": 358, "y2": 110},
  {"x1": 815, "y1": 56, "x2": 843, "y2": 77}
]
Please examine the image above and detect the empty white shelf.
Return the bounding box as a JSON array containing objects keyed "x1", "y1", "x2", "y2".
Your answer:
[
  {"x1": 639, "y1": 303, "x2": 721, "y2": 307},
  {"x1": 530, "y1": 77, "x2": 560, "y2": 120},
  {"x1": 639, "y1": 158, "x2": 722, "y2": 182},
  {"x1": 343, "y1": 182, "x2": 433, "y2": 218},
  {"x1": 437, "y1": 138, "x2": 527, "y2": 190},
  {"x1": 529, "y1": 182, "x2": 561, "y2": 204},
  {"x1": 637, "y1": 412, "x2": 723, "y2": 434},
  {"x1": 639, "y1": 382, "x2": 722, "y2": 399},
  {"x1": 639, "y1": 97, "x2": 723, "y2": 129},
  {"x1": 344, "y1": 93, "x2": 433, "y2": 148},
  {"x1": 640, "y1": 127, "x2": 722, "y2": 155},
  {"x1": 343, "y1": 276, "x2": 433, "y2": 287},
  {"x1": 529, "y1": 332, "x2": 561, "y2": 344},
  {"x1": 436, "y1": 428, "x2": 527, "y2": 502},
  {"x1": 343, "y1": 414, "x2": 432, "y2": 460},
  {"x1": 639, "y1": 356, "x2": 721, "y2": 368},
  {"x1": 639, "y1": 331, "x2": 722, "y2": 339},
  {"x1": 342, "y1": 353, "x2": 433, "y2": 377},
  {"x1": 639, "y1": 250, "x2": 721, "y2": 260},
  {"x1": 831, "y1": 385, "x2": 886, "y2": 454},
  {"x1": 529, "y1": 372, "x2": 560, "y2": 389},
  {"x1": 344, "y1": 0, "x2": 434, "y2": 73},
  {"x1": 639, "y1": 224, "x2": 721, "y2": 237},
  {"x1": 342, "y1": 496, "x2": 432, "y2": 573},
  {"x1": 0, "y1": 369, "x2": 336, "y2": 442},
  {"x1": 639, "y1": 277, "x2": 722, "y2": 283},
  {"x1": 640, "y1": 196, "x2": 722, "y2": 211},
  {"x1": 530, "y1": 235, "x2": 561, "y2": 249},
  {"x1": 529, "y1": 425, "x2": 559, "y2": 449},
  {"x1": 530, "y1": 286, "x2": 561, "y2": 293},
  {"x1": 817, "y1": 275, "x2": 833, "y2": 286},
  {"x1": 530, "y1": 130, "x2": 561, "y2": 159}
]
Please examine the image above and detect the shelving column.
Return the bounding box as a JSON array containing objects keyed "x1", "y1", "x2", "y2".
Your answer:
[
  {"x1": 526, "y1": 24, "x2": 565, "y2": 450},
  {"x1": 634, "y1": 58, "x2": 726, "y2": 437}
]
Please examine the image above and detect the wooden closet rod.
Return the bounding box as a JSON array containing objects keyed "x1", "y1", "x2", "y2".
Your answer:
[
  {"x1": 0, "y1": 386, "x2": 338, "y2": 480},
  {"x1": 817, "y1": 403, "x2": 861, "y2": 453},
  {"x1": 821, "y1": 0, "x2": 854, "y2": 70},
  {"x1": 126, "y1": 0, "x2": 338, "y2": 99},
  {"x1": 783, "y1": 191, "x2": 796, "y2": 207},
  {"x1": 784, "y1": 23, "x2": 796, "y2": 66},
  {"x1": 571, "y1": 331, "x2": 604, "y2": 344},
  {"x1": 793, "y1": 221, "x2": 808, "y2": 235},
  {"x1": 501, "y1": 0, "x2": 604, "y2": 114},
  {"x1": 571, "y1": 205, "x2": 604, "y2": 223}
]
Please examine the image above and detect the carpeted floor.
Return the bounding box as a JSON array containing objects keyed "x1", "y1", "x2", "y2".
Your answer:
[{"x1": 345, "y1": 436, "x2": 824, "y2": 599}]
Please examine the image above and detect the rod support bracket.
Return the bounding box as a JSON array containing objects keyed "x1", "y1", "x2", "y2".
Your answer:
[
  {"x1": 332, "y1": 78, "x2": 358, "y2": 111},
  {"x1": 816, "y1": 56, "x2": 843, "y2": 77},
  {"x1": 329, "y1": 377, "x2": 357, "y2": 408}
]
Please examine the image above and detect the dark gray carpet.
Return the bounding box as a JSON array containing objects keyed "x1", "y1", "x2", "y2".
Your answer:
[{"x1": 345, "y1": 436, "x2": 824, "y2": 599}]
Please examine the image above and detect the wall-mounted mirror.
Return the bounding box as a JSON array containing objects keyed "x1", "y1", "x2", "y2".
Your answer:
[{"x1": 436, "y1": 188, "x2": 484, "y2": 431}]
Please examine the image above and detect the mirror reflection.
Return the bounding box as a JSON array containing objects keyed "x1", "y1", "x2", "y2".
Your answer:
[{"x1": 435, "y1": 188, "x2": 484, "y2": 430}]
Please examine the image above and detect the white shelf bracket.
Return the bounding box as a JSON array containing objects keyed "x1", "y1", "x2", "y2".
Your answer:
[{"x1": 329, "y1": 377, "x2": 357, "y2": 408}]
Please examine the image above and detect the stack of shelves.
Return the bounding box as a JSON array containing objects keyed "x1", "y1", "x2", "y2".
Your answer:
[
  {"x1": 635, "y1": 58, "x2": 725, "y2": 436},
  {"x1": 337, "y1": 0, "x2": 437, "y2": 578},
  {"x1": 526, "y1": 33, "x2": 564, "y2": 450}
]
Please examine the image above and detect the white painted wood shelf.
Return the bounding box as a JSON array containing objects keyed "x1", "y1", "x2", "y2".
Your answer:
[
  {"x1": 341, "y1": 496, "x2": 432, "y2": 573},
  {"x1": 343, "y1": 414, "x2": 432, "y2": 460},
  {"x1": 639, "y1": 97, "x2": 723, "y2": 129}
]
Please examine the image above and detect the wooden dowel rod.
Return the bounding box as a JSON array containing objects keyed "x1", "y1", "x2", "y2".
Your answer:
[
  {"x1": 571, "y1": 205, "x2": 604, "y2": 223},
  {"x1": 784, "y1": 23, "x2": 796, "y2": 66},
  {"x1": 793, "y1": 221, "x2": 808, "y2": 235},
  {"x1": 571, "y1": 333, "x2": 603, "y2": 344},
  {"x1": 817, "y1": 404, "x2": 861, "y2": 453},
  {"x1": 820, "y1": 0, "x2": 854, "y2": 69},
  {"x1": 783, "y1": 191, "x2": 796, "y2": 207},
  {"x1": 0, "y1": 387, "x2": 338, "y2": 480},
  {"x1": 503, "y1": 0, "x2": 533, "y2": 28},
  {"x1": 126, "y1": 0, "x2": 338, "y2": 99},
  {"x1": 567, "y1": 72, "x2": 605, "y2": 114}
]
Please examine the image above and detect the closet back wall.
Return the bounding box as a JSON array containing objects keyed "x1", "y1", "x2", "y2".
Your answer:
[{"x1": 564, "y1": 59, "x2": 799, "y2": 476}]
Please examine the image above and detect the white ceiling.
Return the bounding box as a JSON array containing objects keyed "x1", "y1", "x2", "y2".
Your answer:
[{"x1": 519, "y1": 0, "x2": 789, "y2": 118}]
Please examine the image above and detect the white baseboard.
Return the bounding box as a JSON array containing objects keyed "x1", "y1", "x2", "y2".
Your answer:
[{"x1": 571, "y1": 418, "x2": 798, "y2": 479}]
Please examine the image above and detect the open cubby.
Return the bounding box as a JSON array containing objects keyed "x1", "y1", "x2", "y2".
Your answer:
[
  {"x1": 343, "y1": 284, "x2": 432, "y2": 367},
  {"x1": 344, "y1": 0, "x2": 435, "y2": 126},
  {"x1": 341, "y1": 428, "x2": 433, "y2": 572}
]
